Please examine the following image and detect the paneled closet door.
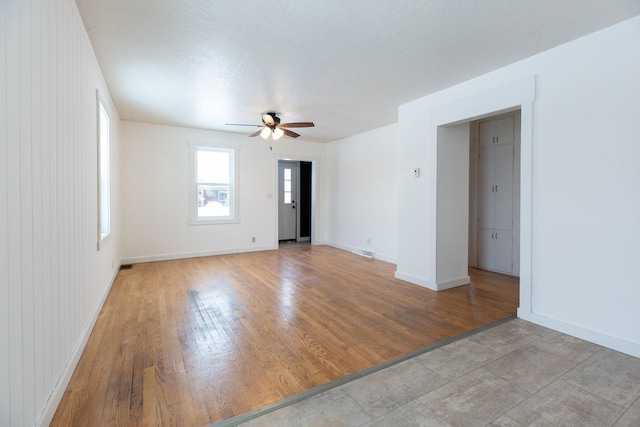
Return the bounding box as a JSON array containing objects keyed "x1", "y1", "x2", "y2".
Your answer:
[
  {"x1": 479, "y1": 116, "x2": 515, "y2": 147},
  {"x1": 478, "y1": 229, "x2": 513, "y2": 273},
  {"x1": 494, "y1": 144, "x2": 514, "y2": 231},
  {"x1": 477, "y1": 229, "x2": 494, "y2": 269},
  {"x1": 492, "y1": 230, "x2": 513, "y2": 273},
  {"x1": 478, "y1": 145, "x2": 496, "y2": 230},
  {"x1": 478, "y1": 144, "x2": 513, "y2": 230}
]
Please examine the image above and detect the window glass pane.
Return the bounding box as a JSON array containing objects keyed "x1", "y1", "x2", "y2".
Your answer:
[
  {"x1": 284, "y1": 181, "x2": 291, "y2": 192},
  {"x1": 197, "y1": 150, "x2": 229, "y2": 183},
  {"x1": 98, "y1": 101, "x2": 110, "y2": 240},
  {"x1": 284, "y1": 168, "x2": 291, "y2": 180},
  {"x1": 284, "y1": 193, "x2": 291, "y2": 204},
  {"x1": 190, "y1": 144, "x2": 237, "y2": 224},
  {"x1": 198, "y1": 184, "x2": 230, "y2": 217}
]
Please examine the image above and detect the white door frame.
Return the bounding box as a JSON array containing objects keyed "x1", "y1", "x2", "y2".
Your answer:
[
  {"x1": 273, "y1": 155, "x2": 320, "y2": 247},
  {"x1": 430, "y1": 76, "x2": 535, "y2": 319}
]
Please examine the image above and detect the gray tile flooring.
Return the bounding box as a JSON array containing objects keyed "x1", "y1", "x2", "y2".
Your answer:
[{"x1": 212, "y1": 319, "x2": 640, "y2": 427}]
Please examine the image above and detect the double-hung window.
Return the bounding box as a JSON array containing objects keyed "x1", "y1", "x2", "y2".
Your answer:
[
  {"x1": 189, "y1": 143, "x2": 239, "y2": 224},
  {"x1": 97, "y1": 91, "x2": 111, "y2": 249}
]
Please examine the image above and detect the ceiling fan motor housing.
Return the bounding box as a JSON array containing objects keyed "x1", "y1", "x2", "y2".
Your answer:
[{"x1": 262, "y1": 112, "x2": 281, "y2": 128}]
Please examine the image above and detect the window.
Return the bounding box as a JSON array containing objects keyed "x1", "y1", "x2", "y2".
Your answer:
[
  {"x1": 189, "y1": 143, "x2": 239, "y2": 224},
  {"x1": 97, "y1": 92, "x2": 110, "y2": 248},
  {"x1": 283, "y1": 167, "x2": 292, "y2": 204}
]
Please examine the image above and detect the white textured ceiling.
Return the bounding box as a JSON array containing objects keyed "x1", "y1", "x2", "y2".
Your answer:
[{"x1": 75, "y1": 0, "x2": 640, "y2": 142}]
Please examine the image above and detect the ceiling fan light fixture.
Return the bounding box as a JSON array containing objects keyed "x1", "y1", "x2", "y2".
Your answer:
[
  {"x1": 260, "y1": 127, "x2": 271, "y2": 139},
  {"x1": 227, "y1": 113, "x2": 314, "y2": 140},
  {"x1": 272, "y1": 127, "x2": 284, "y2": 140}
]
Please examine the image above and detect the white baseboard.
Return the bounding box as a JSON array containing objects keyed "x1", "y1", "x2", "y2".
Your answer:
[
  {"x1": 517, "y1": 306, "x2": 532, "y2": 321},
  {"x1": 436, "y1": 275, "x2": 471, "y2": 290},
  {"x1": 121, "y1": 244, "x2": 277, "y2": 264},
  {"x1": 394, "y1": 271, "x2": 471, "y2": 291},
  {"x1": 520, "y1": 312, "x2": 640, "y2": 358},
  {"x1": 123, "y1": 242, "x2": 400, "y2": 266},
  {"x1": 324, "y1": 241, "x2": 350, "y2": 252},
  {"x1": 324, "y1": 241, "x2": 397, "y2": 264},
  {"x1": 373, "y1": 253, "x2": 396, "y2": 264},
  {"x1": 38, "y1": 266, "x2": 120, "y2": 427},
  {"x1": 394, "y1": 270, "x2": 435, "y2": 290}
]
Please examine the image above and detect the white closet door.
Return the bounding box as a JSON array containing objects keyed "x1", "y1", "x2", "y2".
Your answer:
[
  {"x1": 477, "y1": 229, "x2": 494, "y2": 270},
  {"x1": 493, "y1": 230, "x2": 513, "y2": 273},
  {"x1": 478, "y1": 146, "x2": 495, "y2": 229},
  {"x1": 479, "y1": 116, "x2": 514, "y2": 147},
  {"x1": 477, "y1": 229, "x2": 513, "y2": 273},
  {"x1": 494, "y1": 144, "x2": 514, "y2": 231}
]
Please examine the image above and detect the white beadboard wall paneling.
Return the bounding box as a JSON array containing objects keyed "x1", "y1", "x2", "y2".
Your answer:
[
  {"x1": 32, "y1": 0, "x2": 45, "y2": 413},
  {"x1": 7, "y1": 1, "x2": 25, "y2": 426},
  {"x1": 41, "y1": 0, "x2": 51, "y2": 406},
  {"x1": 3, "y1": 0, "x2": 122, "y2": 425},
  {"x1": 24, "y1": 0, "x2": 37, "y2": 421},
  {"x1": 1, "y1": 0, "x2": 9, "y2": 425},
  {"x1": 47, "y1": 0, "x2": 60, "y2": 401}
]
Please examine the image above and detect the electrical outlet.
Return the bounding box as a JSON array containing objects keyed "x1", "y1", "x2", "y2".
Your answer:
[{"x1": 251, "y1": 236, "x2": 256, "y2": 243}]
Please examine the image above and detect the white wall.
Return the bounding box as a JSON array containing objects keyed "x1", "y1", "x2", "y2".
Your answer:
[
  {"x1": 397, "y1": 17, "x2": 640, "y2": 357},
  {"x1": 120, "y1": 121, "x2": 327, "y2": 262},
  {"x1": 436, "y1": 124, "x2": 470, "y2": 289},
  {"x1": 1, "y1": 0, "x2": 121, "y2": 425},
  {"x1": 325, "y1": 124, "x2": 399, "y2": 263}
]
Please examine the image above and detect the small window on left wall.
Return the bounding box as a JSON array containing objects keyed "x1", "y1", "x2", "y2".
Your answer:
[{"x1": 97, "y1": 91, "x2": 111, "y2": 249}]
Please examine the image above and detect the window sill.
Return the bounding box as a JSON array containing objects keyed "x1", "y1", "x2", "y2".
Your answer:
[
  {"x1": 188, "y1": 218, "x2": 241, "y2": 226},
  {"x1": 98, "y1": 232, "x2": 111, "y2": 251}
]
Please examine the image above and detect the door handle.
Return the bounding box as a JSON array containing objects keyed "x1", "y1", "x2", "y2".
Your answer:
[{"x1": 292, "y1": 205, "x2": 295, "y2": 209}]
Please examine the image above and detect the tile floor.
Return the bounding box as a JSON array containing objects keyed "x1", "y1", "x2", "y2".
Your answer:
[{"x1": 212, "y1": 319, "x2": 640, "y2": 427}]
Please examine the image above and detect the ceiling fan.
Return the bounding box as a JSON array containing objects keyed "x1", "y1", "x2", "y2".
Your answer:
[{"x1": 226, "y1": 112, "x2": 314, "y2": 140}]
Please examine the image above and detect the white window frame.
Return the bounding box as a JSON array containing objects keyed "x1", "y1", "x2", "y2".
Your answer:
[
  {"x1": 97, "y1": 90, "x2": 111, "y2": 249},
  {"x1": 188, "y1": 142, "x2": 240, "y2": 225}
]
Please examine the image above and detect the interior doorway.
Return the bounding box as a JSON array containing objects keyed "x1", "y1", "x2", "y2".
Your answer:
[
  {"x1": 429, "y1": 76, "x2": 533, "y2": 313},
  {"x1": 434, "y1": 107, "x2": 525, "y2": 290},
  {"x1": 277, "y1": 160, "x2": 313, "y2": 243}
]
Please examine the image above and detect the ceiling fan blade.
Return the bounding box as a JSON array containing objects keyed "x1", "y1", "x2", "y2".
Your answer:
[
  {"x1": 282, "y1": 128, "x2": 300, "y2": 138},
  {"x1": 279, "y1": 122, "x2": 315, "y2": 128},
  {"x1": 225, "y1": 123, "x2": 261, "y2": 127},
  {"x1": 261, "y1": 113, "x2": 276, "y2": 126}
]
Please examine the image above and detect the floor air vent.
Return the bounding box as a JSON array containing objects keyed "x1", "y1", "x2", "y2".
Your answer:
[{"x1": 352, "y1": 249, "x2": 375, "y2": 259}]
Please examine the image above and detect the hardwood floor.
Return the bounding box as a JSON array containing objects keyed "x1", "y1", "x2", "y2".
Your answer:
[{"x1": 51, "y1": 245, "x2": 519, "y2": 426}]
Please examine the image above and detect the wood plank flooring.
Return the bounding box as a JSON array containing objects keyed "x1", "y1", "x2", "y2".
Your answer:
[{"x1": 51, "y1": 245, "x2": 519, "y2": 426}]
